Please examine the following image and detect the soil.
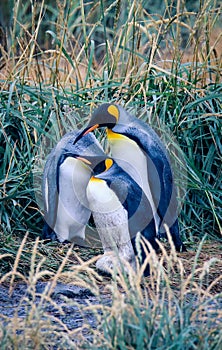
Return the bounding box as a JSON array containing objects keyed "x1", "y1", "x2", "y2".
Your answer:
[{"x1": 0, "y1": 281, "x2": 112, "y2": 346}]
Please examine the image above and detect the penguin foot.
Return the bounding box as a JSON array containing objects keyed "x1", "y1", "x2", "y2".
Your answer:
[
  {"x1": 96, "y1": 253, "x2": 136, "y2": 275},
  {"x1": 96, "y1": 254, "x2": 116, "y2": 275},
  {"x1": 175, "y1": 243, "x2": 187, "y2": 252},
  {"x1": 42, "y1": 223, "x2": 57, "y2": 241}
]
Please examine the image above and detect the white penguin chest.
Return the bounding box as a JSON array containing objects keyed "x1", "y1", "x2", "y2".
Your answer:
[
  {"x1": 86, "y1": 178, "x2": 123, "y2": 213},
  {"x1": 107, "y1": 132, "x2": 160, "y2": 230},
  {"x1": 53, "y1": 157, "x2": 92, "y2": 241},
  {"x1": 108, "y1": 135, "x2": 149, "y2": 192},
  {"x1": 59, "y1": 157, "x2": 91, "y2": 206},
  {"x1": 86, "y1": 177, "x2": 131, "y2": 249}
]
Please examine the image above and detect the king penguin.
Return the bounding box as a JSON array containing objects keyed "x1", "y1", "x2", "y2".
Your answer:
[
  {"x1": 42, "y1": 130, "x2": 106, "y2": 243},
  {"x1": 74, "y1": 103, "x2": 185, "y2": 252},
  {"x1": 86, "y1": 157, "x2": 158, "y2": 276}
]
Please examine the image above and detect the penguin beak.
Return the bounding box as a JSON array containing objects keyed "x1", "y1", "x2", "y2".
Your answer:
[
  {"x1": 83, "y1": 124, "x2": 99, "y2": 135},
  {"x1": 76, "y1": 157, "x2": 92, "y2": 165},
  {"x1": 74, "y1": 124, "x2": 99, "y2": 145}
]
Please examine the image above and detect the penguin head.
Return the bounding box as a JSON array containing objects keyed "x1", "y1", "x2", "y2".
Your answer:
[
  {"x1": 89, "y1": 103, "x2": 119, "y2": 129},
  {"x1": 67, "y1": 153, "x2": 111, "y2": 177},
  {"x1": 90, "y1": 158, "x2": 121, "y2": 187},
  {"x1": 74, "y1": 103, "x2": 122, "y2": 144},
  {"x1": 59, "y1": 130, "x2": 106, "y2": 168},
  {"x1": 90, "y1": 158, "x2": 114, "y2": 179},
  {"x1": 78, "y1": 155, "x2": 109, "y2": 175}
]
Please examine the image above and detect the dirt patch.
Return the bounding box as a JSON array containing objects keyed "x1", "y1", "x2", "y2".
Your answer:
[{"x1": 0, "y1": 281, "x2": 111, "y2": 345}]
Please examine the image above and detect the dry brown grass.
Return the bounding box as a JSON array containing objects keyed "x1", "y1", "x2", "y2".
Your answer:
[{"x1": 0, "y1": 232, "x2": 221, "y2": 348}]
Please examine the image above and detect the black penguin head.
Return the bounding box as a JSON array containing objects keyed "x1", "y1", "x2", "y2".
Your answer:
[
  {"x1": 74, "y1": 103, "x2": 120, "y2": 144},
  {"x1": 77, "y1": 157, "x2": 114, "y2": 178},
  {"x1": 89, "y1": 103, "x2": 120, "y2": 129},
  {"x1": 89, "y1": 158, "x2": 115, "y2": 184}
]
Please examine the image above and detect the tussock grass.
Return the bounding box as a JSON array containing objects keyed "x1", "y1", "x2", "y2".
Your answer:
[
  {"x1": 0, "y1": 0, "x2": 221, "y2": 242},
  {"x1": 0, "y1": 0, "x2": 222, "y2": 348},
  {"x1": 0, "y1": 235, "x2": 221, "y2": 349}
]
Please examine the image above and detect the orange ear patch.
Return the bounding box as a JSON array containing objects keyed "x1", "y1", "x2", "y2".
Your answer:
[
  {"x1": 105, "y1": 158, "x2": 113, "y2": 170},
  {"x1": 107, "y1": 105, "x2": 119, "y2": 120}
]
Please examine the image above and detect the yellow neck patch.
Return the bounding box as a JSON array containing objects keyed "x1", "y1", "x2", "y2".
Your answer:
[
  {"x1": 90, "y1": 176, "x2": 104, "y2": 183},
  {"x1": 106, "y1": 129, "x2": 131, "y2": 142},
  {"x1": 107, "y1": 105, "x2": 119, "y2": 120}
]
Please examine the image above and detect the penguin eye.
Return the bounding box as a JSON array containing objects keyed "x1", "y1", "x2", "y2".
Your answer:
[
  {"x1": 105, "y1": 159, "x2": 113, "y2": 171},
  {"x1": 107, "y1": 105, "x2": 119, "y2": 121}
]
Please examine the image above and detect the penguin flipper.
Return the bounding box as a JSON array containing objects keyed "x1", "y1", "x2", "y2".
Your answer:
[{"x1": 42, "y1": 149, "x2": 59, "y2": 238}]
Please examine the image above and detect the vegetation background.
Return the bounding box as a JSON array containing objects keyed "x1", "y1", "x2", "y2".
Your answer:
[{"x1": 0, "y1": 0, "x2": 221, "y2": 349}]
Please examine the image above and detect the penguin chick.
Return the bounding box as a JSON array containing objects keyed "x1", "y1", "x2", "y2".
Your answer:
[
  {"x1": 42, "y1": 130, "x2": 106, "y2": 243},
  {"x1": 74, "y1": 103, "x2": 185, "y2": 252},
  {"x1": 86, "y1": 158, "x2": 158, "y2": 276}
]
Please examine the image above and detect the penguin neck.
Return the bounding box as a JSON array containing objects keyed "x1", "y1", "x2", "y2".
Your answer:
[
  {"x1": 106, "y1": 129, "x2": 149, "y2": 192},
  {"x1": 87, "y1": 177, "x2": 122, "y2": 213}
]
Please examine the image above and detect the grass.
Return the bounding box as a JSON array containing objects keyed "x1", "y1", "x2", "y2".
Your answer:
[
  {"x1": 0, "y1": 235, "x2": 221, "y2": 349},
  {"x1": 0, "y1": 0, "x2": 222, "y2": 348}
]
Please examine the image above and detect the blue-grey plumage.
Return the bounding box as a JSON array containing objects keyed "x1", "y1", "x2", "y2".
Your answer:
[
  {"x1": 42, "y1": 130, "x2": 106, "y2": 243},
  {"x1": 74, "y1": 103, "x2": 185, "y2": 252}
]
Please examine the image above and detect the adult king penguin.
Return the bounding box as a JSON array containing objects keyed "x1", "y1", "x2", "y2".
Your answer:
[
  {"x1": 74, "y1": 103, "x2": 185, "y2": 252},
  {"x1": 42, "y1": 130, "x2": 106, "y2": 243},
  {"x1": 86, "y1": 157, "x2": 158, "y2": 276}
]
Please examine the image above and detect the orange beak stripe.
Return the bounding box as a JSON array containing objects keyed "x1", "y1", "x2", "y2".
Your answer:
[
  {"x1": 76, "y1": 157, "x2": 91, "y2": 165},
  {"x1": 83, "y1": 124, "x2": 99, "y2": 136}
]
